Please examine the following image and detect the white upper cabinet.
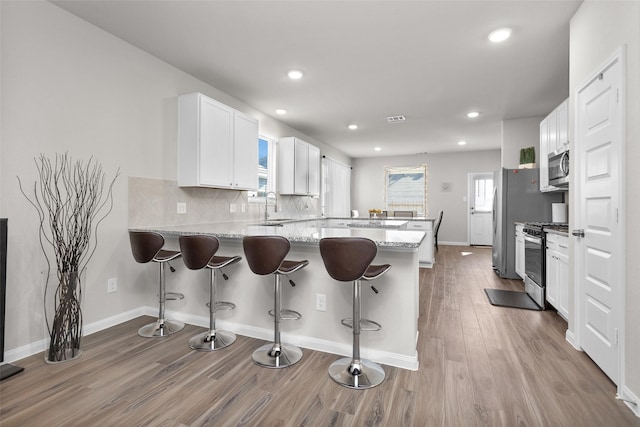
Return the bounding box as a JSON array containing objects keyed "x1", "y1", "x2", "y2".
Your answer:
[
  {"x1": 555, "y1": 99, "x2": 569, "y2": 153},
  {"x1": 539, "y1": 98, "x2": 568, "y2": 192},
  {"x1": 178, "y1": 93, "x2": 258, "y2": 190},
  {"x1": 278, "y1": 137, "x2": 320, "y2": 196}
]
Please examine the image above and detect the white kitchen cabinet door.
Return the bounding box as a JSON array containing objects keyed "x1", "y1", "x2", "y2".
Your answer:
[
  {"x1": 555, "y1": 235, "x2": 569, "y2": 320},
  {"x1": 178, "y1": 93, "x2": 258, "y2": 190},
  {"x1": 546, "y1": 245, "x2": 558, "y2": 308},
  {"x1": 406, "y1": 221, "x2": 433, "y2": 268},
  {"x1": 539, "y1": 118, "x2": 552, "y2": 192},
  {"x1": 307, "y1": 144, "x2": 320, "y2": 196},
  {"x1": 294, "y1": 138, "x2": 309, "y2": 194},
  {"x1": 232, "y1": 110, "x2": 258, "y2": 190},
  {"x1": 556, "y1": 99, "x2": 569, "y2": 153},
  {"x1": 279, "y1": 137, "x2": 320, "y2": 196},
  {"x1": 545, "y1": 233, "x2": 569, "y2": 321}
]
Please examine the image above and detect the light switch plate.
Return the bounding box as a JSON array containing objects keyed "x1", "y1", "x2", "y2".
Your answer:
[
  {"x1": 316, "y1": 294, "x2": 326, "y2": 311},
  {"x1": 177, "y1": 202, "x2": 187, "y2": 214},
  {"x1": 230, "y1": 203, "x2": 237, "y2": 213}
]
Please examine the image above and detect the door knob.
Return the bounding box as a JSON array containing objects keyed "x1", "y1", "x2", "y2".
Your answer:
[{"x1": 572, "y1": 229, "x2": 585, "y2": 238}]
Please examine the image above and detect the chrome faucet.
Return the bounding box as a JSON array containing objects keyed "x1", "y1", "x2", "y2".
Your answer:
[{"x1": 265, "y1": 191, "x2": 277, "y2": 221}]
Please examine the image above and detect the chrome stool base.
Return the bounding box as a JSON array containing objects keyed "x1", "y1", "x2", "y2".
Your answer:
[
  {"x1": 189, "y1": 329, "x2": 236, "y2": 351},
  {"x1": 138, "y1": 319, "x2": 185, "y2": 338},
  {"x1": 328, "y1": 357, "x2": 385, "y2": 389},
  {"x1": 252, "y1": 342, "x2": 303, "y2": 368}
]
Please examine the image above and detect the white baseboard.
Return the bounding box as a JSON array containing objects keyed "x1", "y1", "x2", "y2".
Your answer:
[
  {"x1": 4, "y1": 306, "x2": 418, "y2": 371},
  {"x1": 166, "y1": 308, "x2": 419, "y2": 371},
  {"x1": 618, "y1": 386, "x2": 640, "y2": 417},
  {"x1": 3, "y1": 306, "x2": 146, "y2": 363},
  {"x1": 565, "y1": 329, "x2": 580, "y2": 350},
  {"x1": 440, "y1": 241, "x2": 471, "y2": 247}
]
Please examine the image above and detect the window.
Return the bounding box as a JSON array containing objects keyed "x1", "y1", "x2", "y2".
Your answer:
[
  {"x1": 384, "y1": 165, "x2": 427, "y2": 216},
  {"x1": 248, "y1": 136, "x2": 276, "y2": 200}
]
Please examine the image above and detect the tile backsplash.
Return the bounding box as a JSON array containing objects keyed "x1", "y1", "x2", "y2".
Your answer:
[{"x1": 128, "y1": 177, "x2": 319, "y2": 228}]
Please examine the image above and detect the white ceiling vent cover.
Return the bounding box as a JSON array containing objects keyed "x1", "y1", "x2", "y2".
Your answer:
[{"x1": 386, "y1": 115, "x2": 406, "y2": 123}]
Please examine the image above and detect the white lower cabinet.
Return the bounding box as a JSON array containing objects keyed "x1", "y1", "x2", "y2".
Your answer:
[
  {"x1": 406, "y1": 221, "x2": 434, "y2": 268},
  {"x1": 515, "y1": 224, "x2": 525, "y2": 280},
  {"x1": 546, "y1": 233, "x2": 569, "y2": 320}
]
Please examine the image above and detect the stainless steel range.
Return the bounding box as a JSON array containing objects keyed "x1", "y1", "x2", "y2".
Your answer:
[
  {"x1": 523, "y1": 223, "x2": 545, "y2": 308},
  {"x1": 522, "y1": 222, "x2": 568, "y2": 308}
]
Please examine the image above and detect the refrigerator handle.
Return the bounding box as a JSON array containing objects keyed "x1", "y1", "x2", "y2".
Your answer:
[{"x1": 492, "y1": 186, "x2": 497, "y2": 234}]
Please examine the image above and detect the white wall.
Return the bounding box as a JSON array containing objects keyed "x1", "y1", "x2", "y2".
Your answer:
[
  {"x1": 351, "y1": 150, "x2": 501, "y2": 244},
  {"x1": 0, "y1": 1, "x2": 350, "y2": 355},
  {"x1": 501, "y1": 116, "x2": 545, "y2": 169},
  {"x1": 570, "y1": 0, "x2": 640, "y2": 406}
]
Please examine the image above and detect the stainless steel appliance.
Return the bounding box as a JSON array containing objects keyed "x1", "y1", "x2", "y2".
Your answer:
[
  {"x1": 548, "y1": 150, "x2": 569, "y2": 187},
  {"x1": 492, "y1": 168, "x2": 563, "y2": 279},
  {"x1": 523, "y1": 223, "x2": 545, "y2": 308}
]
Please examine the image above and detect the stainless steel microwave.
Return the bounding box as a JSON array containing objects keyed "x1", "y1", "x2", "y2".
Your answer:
[{"x1": 549, "y1": 150, "x2": 569, "y2": 187}]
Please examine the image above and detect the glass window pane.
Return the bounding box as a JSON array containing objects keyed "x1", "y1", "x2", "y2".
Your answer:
[
  {"x1": 384, "y1": 165, "x2": 427, "y2": 216},
  {"x1": 474, "y1": 178, "x2": 493, "y2": 212}
]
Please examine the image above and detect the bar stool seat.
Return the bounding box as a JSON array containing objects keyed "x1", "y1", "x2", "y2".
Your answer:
[
  {"x1": 129, "y1": 231, "x2": 185, "y2": 338},
  {"x1": 319, "y1": 237, "x2": 391, "y2": 389},
  {"x1": 243, "y1": 235, "x2": 308, "y2": 368},
  {"x1": 179, "y1": 235, "x2": 241, "y2": 351}
]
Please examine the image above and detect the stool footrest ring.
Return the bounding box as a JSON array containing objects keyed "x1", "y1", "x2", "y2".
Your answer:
[
  {"x1": 268, "y1": 309, "x2": 302, "y2": 321},
  {"x1": 205, "y1": 301, "x2": 236, "y2": 311},
  {"x1": 340, "y1": 318, "x2": 382, "y2": 331},
  {"x1": 165, "y1": 292, "x2": 184, "y2": 301}
]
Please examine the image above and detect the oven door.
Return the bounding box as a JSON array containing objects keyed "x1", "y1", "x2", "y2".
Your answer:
[{"x1": 524, "y1": 234, "x2": 543, "y2": 286}]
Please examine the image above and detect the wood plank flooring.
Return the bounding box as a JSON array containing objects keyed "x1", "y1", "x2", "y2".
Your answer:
[{"x1": 1, "y1": 246, "x2": 638, "y2": 426}]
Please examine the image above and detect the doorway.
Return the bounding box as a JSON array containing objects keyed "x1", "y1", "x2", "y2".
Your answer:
[
  {"x1": 574, "y1": 48, "x2": 625, "y2": 385},
  {"x1": 468, "y1": 173, "x2": 493, "y2": 246}
]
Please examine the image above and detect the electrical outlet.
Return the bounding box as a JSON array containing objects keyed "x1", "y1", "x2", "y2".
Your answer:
[
  {"x1": 316, "y1": 294, "x2": 326, "y2": 311},
  {"x1": 107, "y1": 278, "x2": 118, "y2": 293},
  {"x1": 177, "y1": 202, "x2": 187, "y2": 214},
  {"x1": 230, "y1": 203, "x2": 237, "y2": 213}
]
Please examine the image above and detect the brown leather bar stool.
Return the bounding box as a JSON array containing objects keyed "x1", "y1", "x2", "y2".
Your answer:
[
  {"x1": 243, "y1": 236, "x2": 308, "y2": 368},
  {"x1": 129, "y1": 231, "x2": 184, "y2": 337},
  {"x1": 319, "y1": 237, "x2": 391, "y2": 389},
  {"x1": 179, "y1": 235, "x2": 241, "y2": 351}
]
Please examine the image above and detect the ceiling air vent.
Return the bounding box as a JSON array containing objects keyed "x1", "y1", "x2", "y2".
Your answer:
[{"x1": 386, "y1": 115, "x2": 406, "y2": 123}]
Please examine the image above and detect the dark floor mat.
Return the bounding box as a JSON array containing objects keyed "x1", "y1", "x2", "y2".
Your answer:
[{"x1": 484, "y1": 289, "x2": 542, "y2": 311}]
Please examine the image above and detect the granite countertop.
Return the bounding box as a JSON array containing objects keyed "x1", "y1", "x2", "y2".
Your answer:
[{"x1": 131, "y1": 218, "x2": 425, "y2": 249}]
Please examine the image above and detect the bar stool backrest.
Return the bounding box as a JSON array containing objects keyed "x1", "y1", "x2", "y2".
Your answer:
[
  {"x1": 319, "y1": 237, "x2": 377, "y2": 282},
  {"x1": 243, "y1": 236, "x2": 290, "y2": 275},
  {"x1": 129, "y1": 231, "x2": 164, "y2": 263},
  {"x1": 179, "y1": 235, "x2": 220, "y2": 270}
]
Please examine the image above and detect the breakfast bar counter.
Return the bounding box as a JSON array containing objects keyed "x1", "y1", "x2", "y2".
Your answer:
[{"x1": 129, "y1": 219, "x2": 425, "y2": 370}]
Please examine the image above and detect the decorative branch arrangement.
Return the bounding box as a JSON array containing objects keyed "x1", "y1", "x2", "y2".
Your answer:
[{"x1": 18, "y1": 153, "x2": 119, "y2": 362}]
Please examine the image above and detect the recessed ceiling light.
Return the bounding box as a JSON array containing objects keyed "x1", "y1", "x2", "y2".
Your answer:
[
  {"x1": 275, "y1": 109, "x2": 287, "y2": 115},
  {"x1": 287, "y1": 69, "x2": 304, "y2": 80},
  {"x1": 458, "y1": 140, "x2": 467, "y2": 146},
  {"x1": 348, "y1": 124, "x2": 358, "y2": 130},
  {"x1": 374, "y1": 147, "x2": 382, "y2": 151},
  {"x1": 488, "y1": 28, "x2": 512, "y2": 43},
  {"x1": 466, "y1": 111, "x2": 480, "y2": 118}
]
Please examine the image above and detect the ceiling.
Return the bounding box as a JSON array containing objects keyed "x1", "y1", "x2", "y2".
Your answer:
[{"x1": 52, "y1": 0, "x2": 582, "y2": 159}]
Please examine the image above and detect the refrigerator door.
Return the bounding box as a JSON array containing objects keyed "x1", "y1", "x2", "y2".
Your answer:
[
  {"x1": 491, "y1": 169, "x2": 504, "y2": 273},
  {"x1": 495, "y1": 168, "x2": 563, "y2": 279}
]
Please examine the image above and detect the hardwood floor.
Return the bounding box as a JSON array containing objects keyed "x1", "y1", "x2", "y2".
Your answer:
[{"x1": 1, "y1": 246, "x2": 638, "y2": 426}]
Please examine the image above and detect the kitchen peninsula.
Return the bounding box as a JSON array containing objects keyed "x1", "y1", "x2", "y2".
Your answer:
[{"x1": 130, "y1": 218, "x2": 428, "y2": 370}]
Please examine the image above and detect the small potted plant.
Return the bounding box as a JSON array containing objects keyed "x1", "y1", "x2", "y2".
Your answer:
[{"x1": 519, "y1": 147, "x2": 536, "y2": 169}]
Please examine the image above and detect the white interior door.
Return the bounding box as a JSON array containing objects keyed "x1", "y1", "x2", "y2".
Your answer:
[
  {"x1": 468, "y1": 173, "x2": 493, "y2": 245},
  {"x1": 574, "y1": 51, "x2": 623, "y2": 384}
]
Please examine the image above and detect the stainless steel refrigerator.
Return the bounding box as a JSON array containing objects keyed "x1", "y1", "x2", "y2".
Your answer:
[{"x1": 492, "y1": 168, "x2": 563, "y2": 279}]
